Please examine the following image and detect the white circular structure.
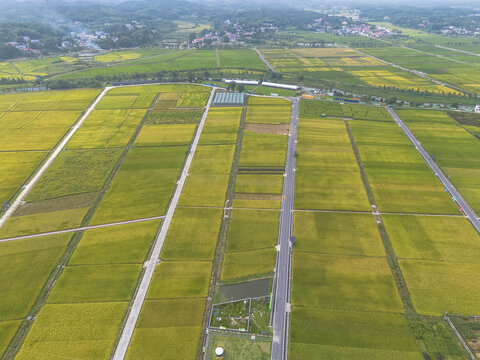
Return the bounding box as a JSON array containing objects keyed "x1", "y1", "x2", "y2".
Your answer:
[{"x1": 215, "y1": 346, "x2": 225, "y2": 357}]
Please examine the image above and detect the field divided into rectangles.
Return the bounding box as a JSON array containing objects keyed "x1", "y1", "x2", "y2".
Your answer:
[
  {"x1": 291, "y1": 98, "x2": 475, "y2": 359},
  {"x1": 234, "y1": 97, "x2": 290, "y2": 210},
  {"x1": 384, "y1": 214, "x2": 480, "y2": 316},
  {"x1": 0, "y1": 89, "x2": 100, "y2": 210},
  {"x1": 294, "y1": 116, "x2": 370, "y2": 211},
  {"x1": 290, "y1": 101, "x2": 424, "y2": 359},
  {"x1": 260, "y1": 47, "x2": 454, "y2": 95},
  {"x1": 357, "y1": 45, "x2": 480, "y2": 94},
  {"x1": 60, "y1": 49, "x2": 268, "y2": 80},
  {"x1": 290, "y1": 211, "x2": 421, "y2": 359},
  {"x1": 14, "y1": 220, "x2": 161, "y2": 360},
  {"x1": 397, "y1": 108, "x2": 480, "y2": 212},
  {"x1": 300, "y1": 99, "x2": 392, "y2": 121},
  {"x1": 126, "y1": 102, "x2": 241, "y2": 359},
  {"x1": 3, "y1": 84, "x2": 211, "y2": 359},
  {"x1": 221, "y1": 209, "x2": 278, "y2": 283},
  {"x1": 349, "y1": 118, "x2": 458, "y2": 214}
]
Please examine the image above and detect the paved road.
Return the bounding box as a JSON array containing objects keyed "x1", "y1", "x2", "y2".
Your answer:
[
  {"x1": 271, "y1": 97, "x2": 298, "y2": 360},
  {"x1": 255, "y1": 48, "x2": 277, "y2": 73},
  {"x1": 112, "y1": 87, "x2": 216, "y2": 360},
  {"x1": 0, "y1": 87, "x2": 112, "y2": 230},
  {"x1": 387, "y1": 107, "x2": 480, "y2": 234},
  {"x1": 0, "y1": 215, "x2": 166, "y2": 243}
]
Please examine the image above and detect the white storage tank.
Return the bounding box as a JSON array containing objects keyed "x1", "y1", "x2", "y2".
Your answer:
[{"x1": 215, "y1": 345, "x2": 225, "y2": 358}]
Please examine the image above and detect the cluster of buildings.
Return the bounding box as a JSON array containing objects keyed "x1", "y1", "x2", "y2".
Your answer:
[
  {"x1": 189, "y1": 27, "x2": 256, "y2": 48},
  {"x1": 440, "y1": 26, "x2": 480, "y2": 36},
  {"x1": 6, "y1": 36, "x2": 41, "y2": 53},
  {"x1": 329, "y1": 24, "x2": 399, "y2": 37}
]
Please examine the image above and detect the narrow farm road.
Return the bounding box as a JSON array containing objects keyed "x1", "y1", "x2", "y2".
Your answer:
[
  {"x1": 271, "y1": 97, "x2": 298, "y2": 360},
  {"x1": 0, "y1": 87, "x2": 112, "y2": 230},
  {"x1": 112, "y1": 87, "x2": 217, "y2": 360},
  {"x1": 255, "y1": 48, "x2": 277, "y2": 73},
  {"x1": 388, "y1": 107, "x2": 480, "y2": 234},
  {"x1": 0, "y1": 215, "x2": 166, "y2": 243}
]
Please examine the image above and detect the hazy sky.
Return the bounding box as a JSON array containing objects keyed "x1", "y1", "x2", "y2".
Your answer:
[{"x1": 2, "y1": 0, "x2": 480, "y2": 6}]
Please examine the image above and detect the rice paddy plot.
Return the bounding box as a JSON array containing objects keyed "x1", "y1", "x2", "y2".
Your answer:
[
  {"x1": 0, "y1": 93, "x2": 20, "y2": 111},
  {"x1": 300, "y1": 100, "x2": 343, "y2": 118},
  {"x1": 69, "y1": 220, "x2": 161, "y2": 265},
  {"x1": 15, "y1": 193, "x2": 98, "y2": 218},
  {"x1": 27, "y1": 149, "x2": 122, "y2": 202},
  {"x1": 96, "y1": 94, "x2": 139, "y2": 109},
  {"x1": 91, "y1": 146, "x2": 188, "y2": 224},
  {"x1": 300, "y1": 100, "x2": 391, "y2": 121},
  {"x1": 0, "y1": 320, "x2": 22, "y2": 356},
  {"x1": 246, "y1": 97, "x2": 292, "y2": 124},
  {"x1": 94, "y1": 48, "x2": 168, "y2": 63},
  {"x1": 147, "y1": 261, "x2": 212, "y2": 299},
  {"x1": 383, "y1": 215, "x2": 480, "y2": 263},
  {"x1": 0, "y1": 233, "x2": 71, "y2": 320},
  {"x1": 52, "y1": 89, "x2": 100, "y2": 110},
  {"x1": 0, "y1": 111, "x2": 82, "y2": 151},
  {"x1": 289, "y1": 308, "x2": 422, "y2": 360},
  {"x1": 125, "y1": 298, "x2": 205, "y2": 360},
  {"x1": 294, "y1": 118, "x2": 370, "y2": 211},
  {"x1": 239, "y1": 131, "x2": 288, "y2": 168},
  {"x1": 161, "y1": 207, "x2": 222, "y2": 261},
  {"x1": 400, "y1": 260, "x2": 480, "y2": 316},
  {"x1": 350, "y1": 119, "x2": 458, "y2": 214},
  {"x1": 233, "y1": 197, "x2": 282, "y2": 210},
  {"x1": 292, "y1": 252, "x2": 403, "y2": 313},
  {"x1": 342, "y1": 103, "x2": 391, "y2": 121},
  {"x1": 176, "y1": 91, "x2": 210, "y2": 108},
  {"x1": 199, "y1": 107, "x2": 242, "y2": 145},
  {"x1": 293, "y1": 212, "x2": 385, "y2": 257},
  {"x1": 0, "y1": 207, "x2": 89, "y2": 239},
  {"x1": 189, "y1": 145, "x2": 235, "y2": 174},
  {"x1": 47, "y1": 263, "x2": 142, "y2": 303},
  {"x1": 0, "y1": 151, "x2": 47, "y2": 203},
  {"x1": 62, "y1": 49, "x2": 265, "y2": 80},
  {"x1": 134, "y1": 124, "x2": 197, "y2": 146},
  {"x1": 219, "y1": 49, "x2": 268, "y2": 69},
  {"x1": 348, "y1": 67, "x2": 454, "y2": 94},
  {"x1": 397, "y1": 109, "x2": 480, "y2": 212},
  {"x1": 226, "y1": 210, "x2": 278, "y2": 252},
  {"x1": 146, "y1": 109, "x2": 203, "y2": 125},
  {"x1": 10, "y1": 89, "x2": 96, "y2": 111},
  {"x1": 235, "y1": 173, "x2": 284, "y2": 194},
  {"x1": 179, "y1": 173, "x2": 230, "y2": 207},
  {"x1": 67, "y1": 109, "x2": 146, "y2": 149},
  {"x1": 221, "y1": 248, "x2": 275, "y2": 283},
  {"x1": 15, "y1": 302, "x2": 128, "y2": 360}
]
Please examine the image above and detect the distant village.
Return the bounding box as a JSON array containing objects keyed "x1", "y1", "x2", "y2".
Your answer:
[{"x1": 5, "y1": 13, "x2": 480, "y2": 55}]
